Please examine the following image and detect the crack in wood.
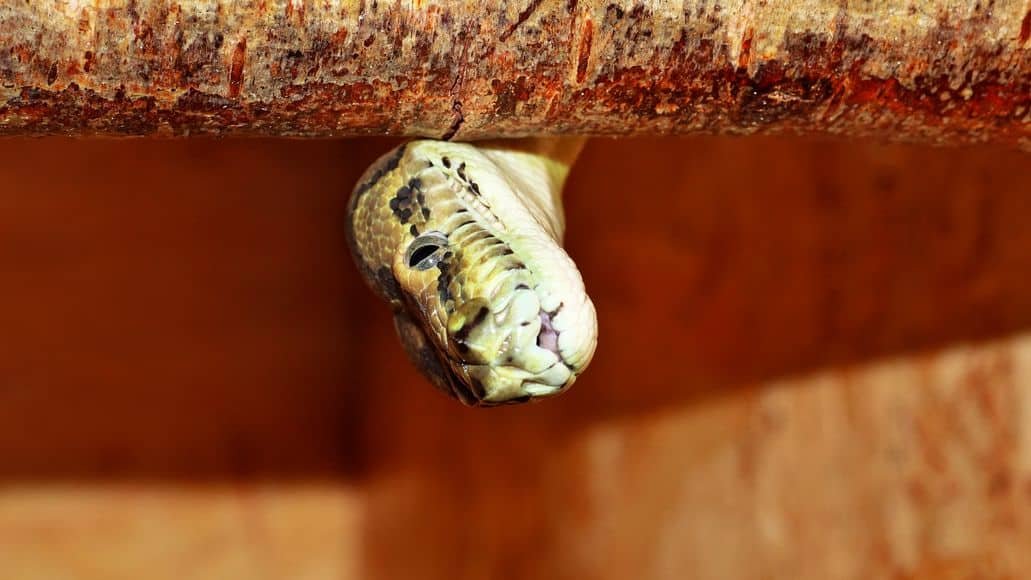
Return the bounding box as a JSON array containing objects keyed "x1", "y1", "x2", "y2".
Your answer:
[
  {"x1": 500, "y1": 0, "x2": 545, "y2": 41},
  {"x1": 441, "y1": 100, "x2": 465, "y2": 140}
]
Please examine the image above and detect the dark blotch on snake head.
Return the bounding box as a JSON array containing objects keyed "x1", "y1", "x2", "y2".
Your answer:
[{"x1": 392, "y1": 309, "x2": 477, "y2": 404}]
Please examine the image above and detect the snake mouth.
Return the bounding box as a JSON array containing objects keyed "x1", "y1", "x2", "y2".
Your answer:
[
  {"x1": 536, "y1": 311, "x2": 560, "y2": 355},
  {"x1": 442, "y1": 306, "x2": 573, "y2": 406}
]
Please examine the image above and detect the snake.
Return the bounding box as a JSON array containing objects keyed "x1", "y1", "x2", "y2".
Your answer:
[{"x1": 346, "y1": 138, "x2": 598, "y2": 406}]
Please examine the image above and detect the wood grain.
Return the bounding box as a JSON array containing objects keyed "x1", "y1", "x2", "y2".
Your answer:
[
  {"x1": 0, "y1": 137, "x2": 1029, "y2": 579},
  {"x1": 0, "y1": 0, "x2": 1028, "y2": 146}
]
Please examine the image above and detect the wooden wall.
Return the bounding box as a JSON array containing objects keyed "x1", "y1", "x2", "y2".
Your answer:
[{"x1": 0, "y1": 136, "x2": 1028, "y2": 579}]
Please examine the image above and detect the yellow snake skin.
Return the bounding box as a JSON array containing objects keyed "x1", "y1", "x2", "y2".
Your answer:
[{"x1": 347, "y1": 139, "x2": 597, "y2": 406}]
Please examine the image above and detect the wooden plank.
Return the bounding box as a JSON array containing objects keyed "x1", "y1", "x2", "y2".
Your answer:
[
  {"x1": 0, "y1": 0, "x2": 1028, "y2": 146},
  {"x1": 0, "y1": 137, "x2": 1029, "y2": 578}
]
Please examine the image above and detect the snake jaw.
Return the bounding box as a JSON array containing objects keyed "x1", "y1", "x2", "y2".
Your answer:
[{"x1": 437, "y1": 289, "x2": 572, "y2": 405}]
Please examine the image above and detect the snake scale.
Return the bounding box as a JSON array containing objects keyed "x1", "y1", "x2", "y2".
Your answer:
[{"x1": 347, "y1": 138, "x2": 597, "y2": 406}]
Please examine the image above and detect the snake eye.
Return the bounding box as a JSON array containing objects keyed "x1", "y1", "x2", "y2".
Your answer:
[{"x1": 405, "y1": 231, "x2": 449, "y2": 270}]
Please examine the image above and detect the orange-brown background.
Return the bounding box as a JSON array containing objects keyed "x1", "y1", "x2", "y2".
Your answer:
[{"x1": 0, "y1": 137, "x2": 1029, "y2": 579}]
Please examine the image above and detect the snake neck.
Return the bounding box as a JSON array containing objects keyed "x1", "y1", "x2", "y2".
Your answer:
[{"x1": 475, "y1": 137, "x2": 586, "y2": 241}]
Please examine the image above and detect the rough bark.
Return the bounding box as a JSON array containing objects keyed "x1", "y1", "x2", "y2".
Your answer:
[{"x1": 0, "y1": 0, "x2": 1028, "y2": 146}]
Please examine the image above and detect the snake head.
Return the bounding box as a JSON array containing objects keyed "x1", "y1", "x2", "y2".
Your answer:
[
  {"x1": 348, "y1": 140, "x2": 597, "y2": 406},
  {"x1": 392, "y1": 230, "x2": 596, "y2": 406}
]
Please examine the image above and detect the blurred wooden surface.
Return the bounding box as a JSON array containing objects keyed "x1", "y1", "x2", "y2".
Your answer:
[{"x1": 0, "y1": 137, "x2": 1029, "y2": 579}]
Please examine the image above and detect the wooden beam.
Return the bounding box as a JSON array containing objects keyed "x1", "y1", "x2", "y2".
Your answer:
[{"x1": 0, "y1": 0, "x2": 1028, "y2": 146}]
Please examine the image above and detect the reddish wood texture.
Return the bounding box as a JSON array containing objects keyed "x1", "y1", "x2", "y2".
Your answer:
[
  {"x1": 0, "y1": 0, "x2": 1028, "y2": 147},
  {"x1": 0, "y1": 137, "x2": 1030, "y2": 579}
]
